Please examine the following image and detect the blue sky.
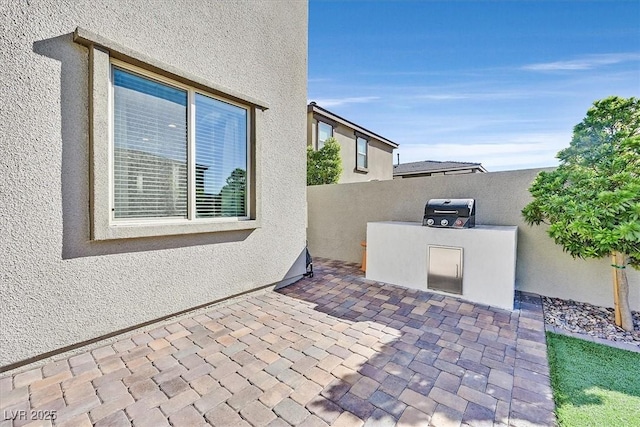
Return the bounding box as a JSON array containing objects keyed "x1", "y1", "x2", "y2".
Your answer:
[{"x1": 308, "y1": 0, "x2": 640, "y2": 171}]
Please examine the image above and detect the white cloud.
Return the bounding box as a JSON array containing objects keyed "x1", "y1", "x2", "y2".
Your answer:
[
  {"x1": 408, "y1": 89, "x2": 555, "y2": 102},
  {"x1": 522, "y1": 53, "x2": 640, "y2": 72},
  {"x1": 309, "y1": 96, "x2": 380, "y2": 107},
  {"x1": 397, "y1": 132, "x2": 568, "y2": 171},
  {"x1": 410, "y1": 93, "x2": 471, "y2": 101}
]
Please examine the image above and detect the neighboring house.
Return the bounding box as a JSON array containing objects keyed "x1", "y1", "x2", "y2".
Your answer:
[
  {"x1": 393, "y1": 160, "x2": 487, "y2": 178},
  {"x1": 307, "y1": 102, "x2": 399, "y2": 183},
  {"x1": 0, "y1": 1, "x2": 308, "y2": 369}
]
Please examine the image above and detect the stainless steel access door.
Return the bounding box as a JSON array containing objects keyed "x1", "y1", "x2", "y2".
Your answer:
[{"x1": 427, "y1": 246, "x2": 463, "y2": 295}]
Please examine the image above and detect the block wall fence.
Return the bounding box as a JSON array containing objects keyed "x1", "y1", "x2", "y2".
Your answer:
[{"x1": 307, "y1": 168, "x2": 640, "y2": 311}]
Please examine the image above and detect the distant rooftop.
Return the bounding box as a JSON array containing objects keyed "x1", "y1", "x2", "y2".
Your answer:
[{"x1": 393, "y1": 160, "x2": 487, "y2": 176}]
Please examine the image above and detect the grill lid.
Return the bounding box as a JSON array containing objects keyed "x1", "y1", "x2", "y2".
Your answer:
[{"x1": 424, "y1": 199, "x2": 475, "y2": 217}]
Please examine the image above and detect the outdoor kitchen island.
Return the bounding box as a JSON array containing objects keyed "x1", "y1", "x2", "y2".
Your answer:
[{"x1": 366, "y1": 221, "x2": 518, "y2": 310}]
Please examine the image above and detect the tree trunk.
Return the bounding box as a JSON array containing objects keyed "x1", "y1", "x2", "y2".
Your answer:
[{"x1": 613, "y1": 251, "x2": 634, "y2": 332}]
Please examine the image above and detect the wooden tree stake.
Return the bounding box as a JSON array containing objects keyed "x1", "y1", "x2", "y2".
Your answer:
[{"x1": 612, "y1": 254, "x2": 622, "y2": 327}]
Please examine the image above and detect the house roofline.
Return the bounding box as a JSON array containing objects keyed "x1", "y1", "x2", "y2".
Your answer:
[
  {"x1": 308, "y1": 102, "x2": 399, "y2": 148},
  {"x1": 393, "y1": 163, "x2": 487, "y2": 176}
]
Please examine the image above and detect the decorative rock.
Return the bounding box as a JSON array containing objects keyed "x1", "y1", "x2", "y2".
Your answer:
[{"x1": 543, "y1": 296, "x2": 640, "y2": 348}]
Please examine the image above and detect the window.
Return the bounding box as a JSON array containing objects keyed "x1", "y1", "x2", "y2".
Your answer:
[
  {"x1": 113, "y1": 68, "x2": 188, "y2": 219},
  {"x1": 75, "y1": 28, "x2": 267, "y2": 240},
  {"x1": 112, "y1": 64, "x2": 249, "y2": 222},
  {"x1": 356, "y1": 136, "x2": 368, "y2": 170},
  {"x1": 317, "y1": 121, "x2": 333, "y2": 149}
]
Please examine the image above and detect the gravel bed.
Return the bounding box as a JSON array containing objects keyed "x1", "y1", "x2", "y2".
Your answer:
[{"x1": 543, "y1": 296, "x2": 640, "y2": 348}]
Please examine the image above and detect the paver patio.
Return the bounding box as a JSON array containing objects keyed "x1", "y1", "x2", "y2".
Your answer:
[{"x1": 0, "y1": 258, "x2": 556, "y2": 426}]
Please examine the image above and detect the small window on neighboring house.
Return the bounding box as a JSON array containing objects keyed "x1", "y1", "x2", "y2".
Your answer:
[
  {"x1": 317, "y1": 121, "x2": 333, "y2": 149},
  {"x1": 356, "y1": 136, "x2": 368, "y2": 170},
  {"x1": 112, "y1": 65, "x2": 249, "y2": 221}
]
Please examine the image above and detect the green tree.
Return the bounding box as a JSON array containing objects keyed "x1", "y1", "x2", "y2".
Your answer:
[
  {"x1": 220, "y1": 168, "x2": 246, "y2": 217},
  {"x1": 307, "y1": 137, "x2": 343, "y2": 185},
  {"x1": 522, "y1": 96, "x2": 640, "y2": 331}
]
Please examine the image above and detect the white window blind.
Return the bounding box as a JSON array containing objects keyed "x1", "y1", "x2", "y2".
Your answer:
[
  {"x1": 113, "y1": 68, "x2": 188, "y2": 219},
  {"x1": 195, "y1": 94, "x2": 247, "y2": 218},
  {"x1": 112, "y1": 65, "x2": 249, "y2": 222}
]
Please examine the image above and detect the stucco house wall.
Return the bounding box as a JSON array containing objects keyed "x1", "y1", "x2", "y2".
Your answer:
[
  {"x1": 0, "y1": 1, "x2": 308, "y2": 369},
  {"x1": 307, "y1": 169, "x2": 640, "y2": 311},
  {"x1": 331, "y1": 123, "x2": 394, "y2": 183},
  {"x1": 307, "y1": 105, "x2": 397, "y2": 183}
]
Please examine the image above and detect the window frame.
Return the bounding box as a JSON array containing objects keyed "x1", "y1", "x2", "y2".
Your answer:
[
  {"x1": 74, "y1": 27, "x2": 266, "y2": 240},
  {"x1": 109, "y1": 60, "x2": 252, "y2": 225},
  {"x1": 316, "y1": 120, "x2": 334, "y2": 150},
  {"x1": 355, "y1": 135, "x2": 369, "y2": 172}
]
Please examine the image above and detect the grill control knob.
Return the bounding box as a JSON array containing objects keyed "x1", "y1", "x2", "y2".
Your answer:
[
  {"x1": 440, "y1": 219, "x2": 449, "y2": 226},
  {"x1": 426, "y1": 218, "x2": 434, "y2": 226}
]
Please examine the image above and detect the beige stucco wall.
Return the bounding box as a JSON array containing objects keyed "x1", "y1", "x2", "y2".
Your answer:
[
  {"x1": 307, "y1": 115, "x2": 394, "y2": 183},
  {"x1": 307, "y1": 169, "x2": 640, "y2": 311},
  {"x1": 0, "y1": 1, "x2": 308, "y2": 368}
]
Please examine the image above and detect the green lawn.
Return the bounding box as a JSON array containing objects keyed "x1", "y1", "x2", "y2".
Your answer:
[{"x1": 546, "y1": 332, "x2": 640, "y2": 427}]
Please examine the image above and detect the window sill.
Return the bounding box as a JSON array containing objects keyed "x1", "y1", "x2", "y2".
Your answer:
[
  {"x1": 93, "y1": 219, "x2": 261, "y2": 241},
  {"x1": 354, "y1": 167, "x2": 369, "y2": 174}
]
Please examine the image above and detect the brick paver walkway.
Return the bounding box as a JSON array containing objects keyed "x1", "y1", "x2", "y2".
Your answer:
[{"x1": 1, "y1": 259, "x2": 556, "y2": 426}]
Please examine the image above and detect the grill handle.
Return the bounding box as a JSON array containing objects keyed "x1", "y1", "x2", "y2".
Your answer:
[{"x1": 433, "y1": 210, "x2": 458, "y2": 214}]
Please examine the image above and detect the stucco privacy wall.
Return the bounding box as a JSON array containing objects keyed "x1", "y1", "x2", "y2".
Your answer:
[
  {"x1": 307, "y1": 169, "x2": 640, "y2": 311},
  {"x1": 0, "y1": 1, "x2": 308, "y2": 368}
]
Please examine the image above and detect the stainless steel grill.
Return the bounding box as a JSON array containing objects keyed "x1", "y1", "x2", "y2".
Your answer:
[{"x1": 422, "y1": 199, "x2": 476, "y2": 228}]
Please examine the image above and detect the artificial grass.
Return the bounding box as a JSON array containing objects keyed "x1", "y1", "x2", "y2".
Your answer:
[{"x1": 546, "y1": 332, "x2": 640, "y2": 427}]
